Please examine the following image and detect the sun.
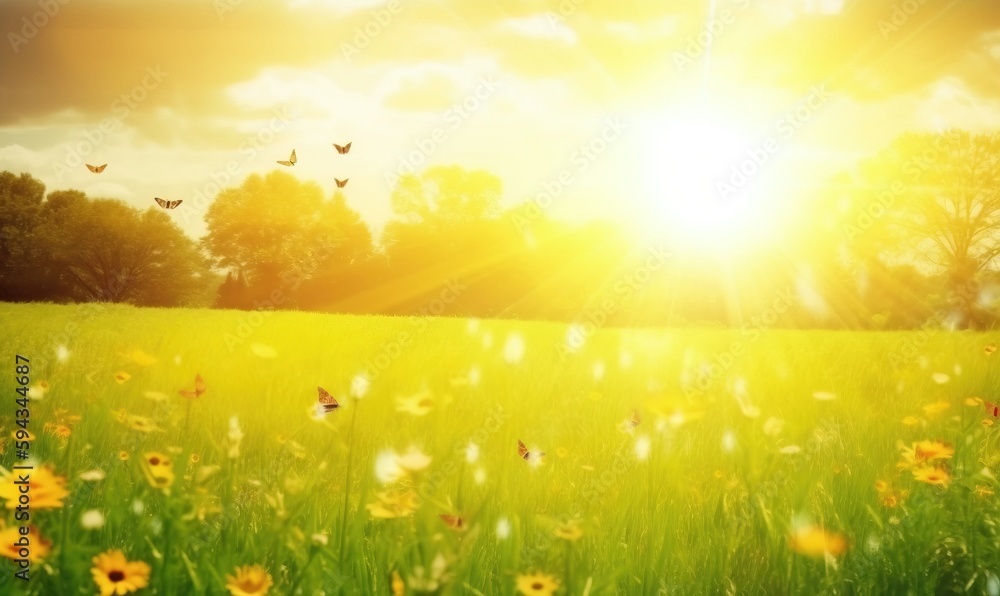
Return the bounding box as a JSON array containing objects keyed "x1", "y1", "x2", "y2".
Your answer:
[{"x1": 633, "y1": 106, "x2": 773, "y2": 251}]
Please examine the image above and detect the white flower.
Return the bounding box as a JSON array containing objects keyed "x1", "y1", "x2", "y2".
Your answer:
[
  {"x1": 81, "y1": 509, "x2": 105, "y2": 530},
  {"x1": 131, "y1": 500, "x2": 145, "y2": 515},
  {"x1": 474, "y1": 467, "x2": 487, "y2": 484},
  {"x1": 634, "y1": 436, "x2": 651, "y2": 461},
  {"x1": 496, "y1": 517, "x2": 511, "y2": 540},
  {"x1": 397, "y1": 446, "x2": 432, "y2": 472},
  {"x1": 56, "y1": 345, "x2": 70, "y2": 363}
]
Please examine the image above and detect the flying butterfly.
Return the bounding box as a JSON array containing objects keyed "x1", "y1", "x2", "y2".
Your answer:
[
  {"x1": 439, "y1": 514, "x2": 464, "y2": 530},
  {"x1": 335, "y1": 178, "x2": 348, "y2": 188},
  {"x1": 986, "y1": 400, "x2": 1000, "y2": 418},
  {"x1": 317, "y1": 386, "x2": 340, "y2": 414},
  {"x1": 619, "y1": 409, "x2": 641, "y2": 432},
  {"x1": 333, "y1": 142, "x2": 352, "y2": 154},
  {"x1": 154, "y1": 197, "x2": 183, "y2": 209},
  {"x1": 86, "y1": 164, "x2": 107, "y2": 173},
  {"x1": 178, "y1": 373, "x2": 206, "y2": 399},
  {"x1": 517, "y1": 439, "x2": 545, "y2": 461},
  {"x1": 277, "y1": 149, "x2": 297, "y2": 166}
]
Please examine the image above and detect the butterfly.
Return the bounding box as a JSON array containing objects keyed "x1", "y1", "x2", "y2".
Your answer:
[
  {"x1": 985, "y1": 343, "x2": 997, "y2": 355},
  {"x1": 618, "y1": 409, "x2": 641, "y2": 433},
  {"x1": 517, "y1": 439, "x2": 545, "y2": 461},
  {"x1": 317, "y1": 386, "x2": 340, "y2": 414},
  {"x1": 277, "y1": 149, "x2": 297, "y2": 166},
  {"x1": 86, "y1": 164, "x2": 107, "y2": 173},
  {"x1": 439, "y1": 514, "x2": 464, "y2": 530},
  {"x1": 986, "y1": 400, "x2": 1000, "y2": 418},
  {"x1": 335, "y1": 178, "x2": 348, "y2": 188},
  {"x1": 154, "y1": 198, "x2": 183, "y2": 209},
  {"x1": 178, "y1": 373, "x2": 206, "y2": 399},
  {"x1": 333, "y1": 142, "x2": 352, "y2": 154}
]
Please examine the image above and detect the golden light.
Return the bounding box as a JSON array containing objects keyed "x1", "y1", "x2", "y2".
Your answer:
[{"x1": 635, "y1": 106, "x2": 774, "y2": 251}]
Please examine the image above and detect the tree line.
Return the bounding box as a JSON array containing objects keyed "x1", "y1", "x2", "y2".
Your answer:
[{"x1": 2, "y1": 129, "x2": 999, "y2": 330}]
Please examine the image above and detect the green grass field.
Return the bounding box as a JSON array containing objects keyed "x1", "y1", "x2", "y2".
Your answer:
[{"x1": 0, "y1": 302, "x2": 999, "y2": 595}]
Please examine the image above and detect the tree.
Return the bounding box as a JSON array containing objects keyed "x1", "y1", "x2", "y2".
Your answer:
[
  {"x1": 34, "y1": 197, "x2": 210, "y2": 305},
  {"x1": 852, "y1": 130, "x2": 1000, "y2": 328},
  {"x1": 202, "y1": 172, "x2": 374, "y2": 306},
  {"x1": 0, "y1": 171, "x2": 46, "y2": 300}
]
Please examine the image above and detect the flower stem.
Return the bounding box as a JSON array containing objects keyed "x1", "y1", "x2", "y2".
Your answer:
[{"x1": 339, "y1": 401, "x2": 360, "y2": 563}]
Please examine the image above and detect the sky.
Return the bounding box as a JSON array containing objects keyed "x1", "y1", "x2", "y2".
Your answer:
[{"x1": 1, "y1": 0, "x2": 999, "y2": 246}]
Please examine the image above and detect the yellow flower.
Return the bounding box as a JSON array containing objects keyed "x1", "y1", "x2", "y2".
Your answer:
[
  {"x1": 556, "y1": 447, "x2": 568, "y2": 459},
  {"x1": 914, "y1": 440, "x2": 954, "y2": 462},
  {"x1": 119, "y1": 348, "x2": 157, "y2": 367},
  {"x1": 366, "y1": 490, "x2": 419, "y2": 519},
  {"x1": 225, "y1": 564, "x2": 273, "y2": 596},
  {"x1": 91, "y1": 550, "x2": 151, "y2": 596},
  {"x1": 391, "y1": 570, "x2": 405, "y2": 596},
  {"x1": 973, "y1": 485, "x2": 994, "y2": 498},
  {"x1": 913, "y1": 465, "x2": 951, "y2": 488},
  {"x1": 140, "y1": 451, "x2": 175, "y2": 490},
  {"x1": 119, "y1": 451, "x2": 130, "y2": 461},
  {"x1": 0, "y1": 521, "x2": 50, "y2": 563},
  {"x1": 515, "y1": 572, "x2": 559, "y2": 596},
  {"x1": 901, "y1": 416, "x2": 920, "y2": 427},
  {"x1": 395, "y1": 389, "x2": 434, "y2": 416},
  {"x1": 788, "y1": 525, "x2": 848, "y2": 558},
  {"x1": 875, "y1": 482, "x2": 908, "y2": 508},
  {"x1": 113, "y1": 371, "x2": 131, "y2": 384},
  {"x1": 922, "y1": 400, "x2": 950, "y2": 417},
  {"x1": 0, "y1": 465, "x2": 69, "y2": 509},
  {"x1": 189, "y1": 453, "x2": 200, "y2": 464},
  {"x1": 966, "y1": 397, "x2": 983, "y2": 407},
  {"x1": 124, "y1": 415, "x2": 163, "y2": 434},
  {"x1": 553, "y1": 521, "x2": 583, "y2": 541},
  {"x1": 983, "y1": 419, "x2": 994, "y2": 428}
]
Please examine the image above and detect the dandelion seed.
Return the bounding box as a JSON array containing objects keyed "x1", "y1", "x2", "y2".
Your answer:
[
  {"x1": 931, "y1": 372, "x2": 950, "y2": 384},
  {"x1": 721, "y1": 430, "x2": 737, "y2": 453},
  {"x1": 375, "y1": 451, "x2": 405, "y2": 484},
  {"x1": 496, "y1": 517, "x2": 511, "y2": 540},
  {"x1": 763, "y1": 417, "x2": 785, "y2": 437},
  {"x1": 592, "y1": 360, "x2": 605, "y2": 381},
  {"x1": 351, "y1": 374, "x2": 370, "y2": 399},
  {"x1": 503, "y1": 333, "x2": 525, "y2": 364},
  {"x1": 78, "y1": 469, "x2": 106, "y2": 482},
  {"x1": 81, "y1": 510, "x2": 106, "y2": 530},
  {"x1": 465, "y1": 442, "x2": 480, "y2": 464},
  {"x1": 634, "y1": 436, "x2": 651, "y2": 461},
  {"x1": 56, "y1": 345, "x2": 69, "y2": 363}
]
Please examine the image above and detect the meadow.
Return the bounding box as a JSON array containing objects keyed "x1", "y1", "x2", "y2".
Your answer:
[{"x1": 0, "y1": 302, "x2": 998, "y2": 595}]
